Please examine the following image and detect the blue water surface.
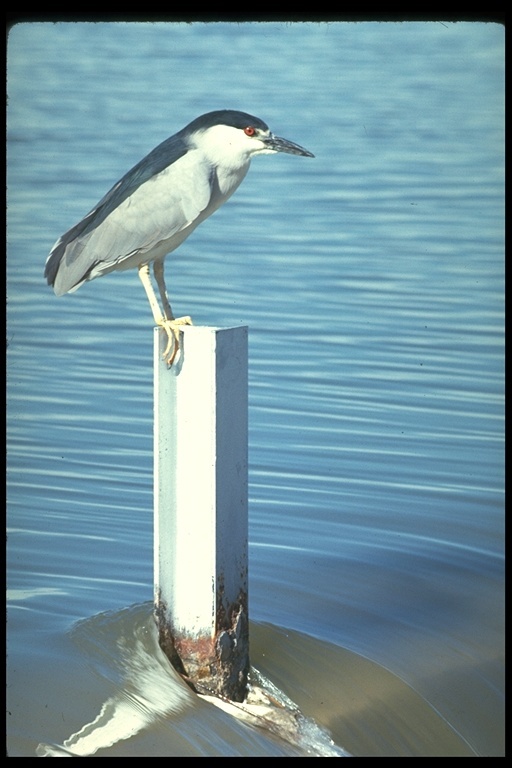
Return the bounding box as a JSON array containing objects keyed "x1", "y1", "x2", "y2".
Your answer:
[{"x1": 7, "y1": 21, "x2": 504, "y2": 756}]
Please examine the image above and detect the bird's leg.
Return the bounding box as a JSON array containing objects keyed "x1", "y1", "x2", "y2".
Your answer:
[
  {"x1": 138, "y1": 264, "x2": 165, "y2": 325},
  {"x1": 137, "y1": 264, "x2": 178, "y2": 365},
  {"x1": 138, "y1": 263, "x2": 180, "y2": 365},
  {"x1": 153, "y1": 260, "x2": 174, "y2": 321},
  {"x1": 153, "y1": 260, "x2": 193, "y2": 364},
  {"x1": 150, "y1": 261, "x2": 192, "y2": 365}
]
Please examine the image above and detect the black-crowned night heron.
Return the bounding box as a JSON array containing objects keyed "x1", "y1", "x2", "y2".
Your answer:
[{"x1": 45, "y1": 109, "x2": 314, "y2": 364}]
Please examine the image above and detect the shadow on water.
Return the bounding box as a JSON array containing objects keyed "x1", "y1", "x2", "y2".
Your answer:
[{"x1": 35, "y1": 603, "x2": 474, "y2": 757}]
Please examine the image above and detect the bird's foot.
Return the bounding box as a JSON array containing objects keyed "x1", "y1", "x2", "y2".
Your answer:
[{"x1": 160, "y1": 316, "x2": 193, "y2": 366}]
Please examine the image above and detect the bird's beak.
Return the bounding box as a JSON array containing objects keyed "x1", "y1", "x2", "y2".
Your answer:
[{"x1": 264, "y1": 134, "x2": 315, "y2": 157}]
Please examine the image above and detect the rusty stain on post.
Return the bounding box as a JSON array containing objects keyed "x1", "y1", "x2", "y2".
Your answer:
[{"x1": 155, "y1": 587, "x2": 249, "y2": 701}]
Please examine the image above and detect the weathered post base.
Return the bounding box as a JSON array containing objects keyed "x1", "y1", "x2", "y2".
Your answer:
[{"x1": 155, "y1": 591, "x2": 249, "y2": 701}]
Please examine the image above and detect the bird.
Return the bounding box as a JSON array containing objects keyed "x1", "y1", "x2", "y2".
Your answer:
[{"x1": 44, "y1": 109, "x2": 314, "y2": 365}]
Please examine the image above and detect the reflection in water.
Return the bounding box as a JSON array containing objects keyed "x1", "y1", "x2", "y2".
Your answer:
[
  {"x1": 36, "y1": 605, "x2": 474, "y2": 757},
  {"x1": 37, "y1": 607, "x2": 194, "y2": 757},
  {"x1": 36, "y1": 605, "x2": 349, "y2": 757}
]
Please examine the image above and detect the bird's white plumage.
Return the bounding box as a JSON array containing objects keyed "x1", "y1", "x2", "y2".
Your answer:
[
  {"x1": 51, "y1": 143, "x2": 250, "y2": 295},
  {"x1": 45, "y1": 109, "x2": 313, "y2": 362}
]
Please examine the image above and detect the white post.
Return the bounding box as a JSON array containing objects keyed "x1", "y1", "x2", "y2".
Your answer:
[{"x1": 153, "y1": 325, "x2": 249, "y2": 702}]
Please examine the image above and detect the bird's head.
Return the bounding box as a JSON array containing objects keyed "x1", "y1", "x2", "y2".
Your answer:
[{"x1": 182, "y1": 109, "x2": 314, "y2": 164}]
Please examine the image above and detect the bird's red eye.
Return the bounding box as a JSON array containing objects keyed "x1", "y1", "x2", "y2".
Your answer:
[{"x1": 244, "y1": 126, "x2": 256, "y2": 136}]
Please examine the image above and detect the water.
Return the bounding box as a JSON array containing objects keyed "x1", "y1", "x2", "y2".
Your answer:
[{"x1": 7, "y1": 21, "x2": 504, "y2": 756}]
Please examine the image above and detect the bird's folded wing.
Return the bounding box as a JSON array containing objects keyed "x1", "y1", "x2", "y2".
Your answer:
[{"x1": 47, "y1": 148, "x2": 214, "y2": 295}]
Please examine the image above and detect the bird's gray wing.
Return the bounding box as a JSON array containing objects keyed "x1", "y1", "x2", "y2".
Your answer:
[
  {"x1": 46, "y1": 140, "x2": 215, "y2": 295},
  {"x1": 78, "y1": 149, "x2": 214, "y2": 262}
]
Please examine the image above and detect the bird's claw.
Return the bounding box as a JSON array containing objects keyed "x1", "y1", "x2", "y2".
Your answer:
[{"x1": 160, "y1": 316, "x2": 193, "y2": 366}]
